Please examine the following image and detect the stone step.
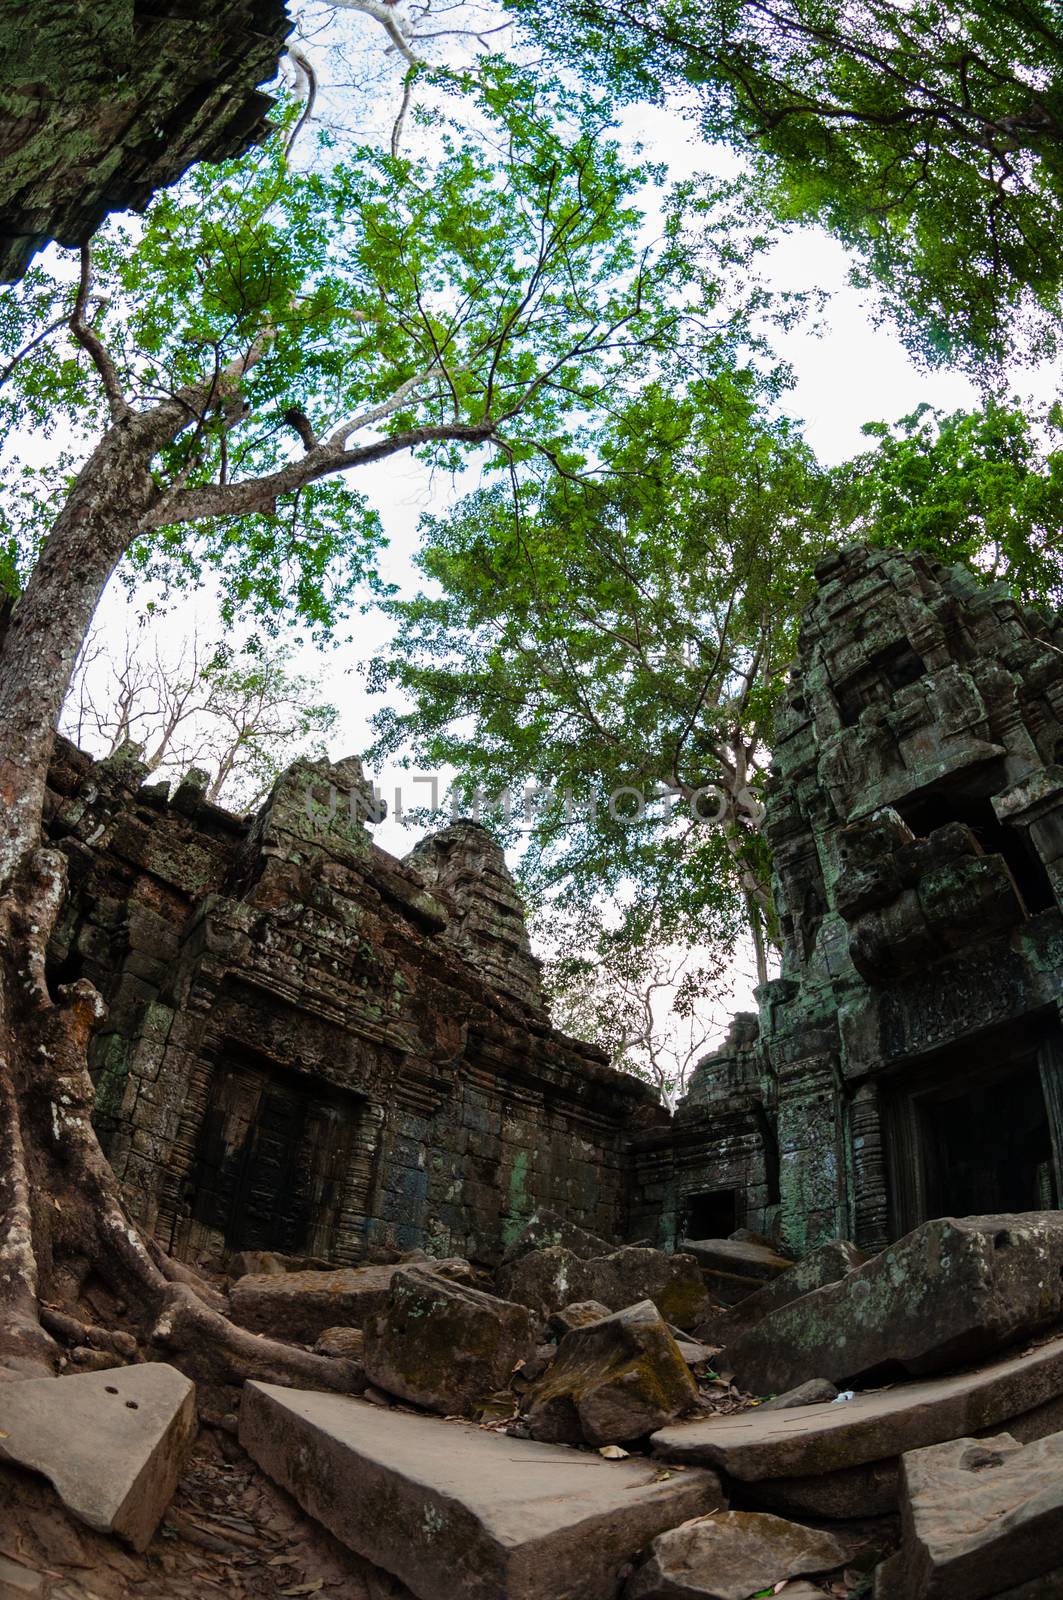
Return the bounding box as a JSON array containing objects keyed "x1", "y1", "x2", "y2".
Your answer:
[
  {"x1": 651, "y1": 1329, "x2": 1063, "y2": 1515},
  {"x1": 0, "y1": 1363, "x2": 196, "y2": 1550},
  {"x1": 240, "y1": 1381, "x2": 722, "y2": 1600}
]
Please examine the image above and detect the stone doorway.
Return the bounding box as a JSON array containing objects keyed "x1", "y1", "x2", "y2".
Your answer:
[
  {"x1": 883, "y1": 1018, "x2": 1063, "y2": 1237},
  {"x1": 681, "y1": 1187, "x2": 739, "y2": 1239},
  {"x1": 185, "y1": 1051, "x2": 366, "y2": 1261}
]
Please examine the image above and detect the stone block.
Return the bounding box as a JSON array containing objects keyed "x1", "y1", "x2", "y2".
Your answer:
[
  {"x1": 876, "y1": 1430, "x2": 1063, "y2": 1599},
  {"x1": 240, "y1": 1381, "x2": 721, "y2": 1600},
  {"x1": 229, "y1": 1257, "x2": 475, "y2": 1344},
  {"x1": 362, "y1": 1267, "x2": 536, "y2": 1415},
  {"x1": 651, "y1": 1328, "x2": 1063, "y2": 1502},
  {"x1": 0, "y1": 1364, "x2": 196, "y2": 1550},
  {"x1": 626, "y1": 1510, "x2": 849, "y2": 1600},
  {"x1": 722, "y1": 1214, "x2": 1063, "y2": 1395},
  {"x1": 525, "y1": 1300, "x2": 699, "y2": 1446}
]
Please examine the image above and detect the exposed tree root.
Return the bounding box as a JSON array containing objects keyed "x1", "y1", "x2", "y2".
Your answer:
[{"x1": 0, "y1": 845, "x2": 363, "y2": 1397}]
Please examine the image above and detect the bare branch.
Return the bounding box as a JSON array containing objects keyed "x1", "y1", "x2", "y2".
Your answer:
[{"x1": 70, "y1": 246, "x2": 130, "y2": 422}]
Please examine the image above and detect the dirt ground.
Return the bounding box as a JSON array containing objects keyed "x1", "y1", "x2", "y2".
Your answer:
[{"x1": 0, "y1": 1427, "x2": 415, "y2": 1600}]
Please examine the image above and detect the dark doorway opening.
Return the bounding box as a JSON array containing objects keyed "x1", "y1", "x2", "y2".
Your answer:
[
  {"x1": 682, "y1": 1188, "x2": 739, "y2": 1239},
  {"x1": 884, "y1": 1019, "x2": 1060, "y2": 1236},
  {"x1": 189, "y1": 1050, "x2": 361, "y2": 1257}
]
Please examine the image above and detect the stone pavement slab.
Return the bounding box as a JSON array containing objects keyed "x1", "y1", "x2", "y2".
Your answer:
[
  {"x1": 651, "y1": 1330, "x2": 1063, "y2": 1486},
  {"x1": 0, "y1": 1363, "x2": 196, "y2": 1550},
  {"x1": 874, "y1": 1430, "x2": 1063, "y2": 1599},
  {"x1": 240, "y1": 1381, "x2": 722, "y2": 1600}
]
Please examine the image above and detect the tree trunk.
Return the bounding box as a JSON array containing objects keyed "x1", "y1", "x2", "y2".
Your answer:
[{"x1": 0, "y1": 421, "x2": 363, "y2": 1392}]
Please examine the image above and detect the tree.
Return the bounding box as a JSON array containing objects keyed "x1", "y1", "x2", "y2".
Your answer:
[
  {"x1": 0, "y1": 69, "x2": 689, "y2": 1377},
  {"x1": 369, "y1": 364, "x2": 842, "y2": 991},
  {"x1": 840, "y1": 399, "x2": 1063, "y2": 608},
  {"x1": 63, "y1": 626, "x2": 338, "y2": 809},
  {"x1": 545, "y1": 920, "x2": 731, "y2": 1108},
  {"x1": 507, "y1": 0, "x2": 1063, "y2": 368}
]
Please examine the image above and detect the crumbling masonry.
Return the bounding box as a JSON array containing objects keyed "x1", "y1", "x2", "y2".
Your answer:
[{"x1": 42, "y1": 546, "x2": 1063, "y2": 1269}]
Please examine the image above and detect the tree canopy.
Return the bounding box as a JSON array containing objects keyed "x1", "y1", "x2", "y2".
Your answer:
[
  {"x1": 507, "y1": 0, "x2": 1063, "y2": 369},
  {"x1": 368, "y1": 362, "x2": 843, "y2": 989}
]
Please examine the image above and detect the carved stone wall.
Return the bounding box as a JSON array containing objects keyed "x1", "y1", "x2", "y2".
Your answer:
[
  {"x1": 0, "y1": 0, "x2": 291, "y2": 282},
  {"x1": 45, "y1": 740, "x2": 659, "y2": 1268},
  {"x1": 632, "y1": 547, "x2": 1063, "y2": 1256}
]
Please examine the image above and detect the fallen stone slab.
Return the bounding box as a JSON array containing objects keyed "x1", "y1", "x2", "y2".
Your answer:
[
  {"x1": 362, "y1": 1266, "x2": 535, "y2": 1416},
  {"x1": 652, "y1": 1330, "x2": 1063, "y2": 1506},
  {"x1": 230, "y1": 1257, "x2": 471, "y2": 1343},
  {"x1": 626, "y1": 1509, "x2": 849, "y2": 1600},
  {"x1": 501, "y1": 1209, "x2": 614, "y2": 1265},
  {"x1": 726, "y1": 1240, "x2": 866, "y2": 1328},
  {"x1": 722, "y1": 1214, "x2": 1063, "y2": 1395},
  {"x1": 525, "y1": 1300, "x2": 699, "y2": 1447},
  {"x1": 499, "y1": 1246, "x2": 711, "y2": 1330},
  {"x1": 873, "y1": 1429, "x2": 1063, "y2": 1599},
  {"x1": 240, "y1": 1381, "x2": 722, "y2": 1600},
  {"x1": 0, "y1": 1364, "x2": 196, "y2": 1551}
]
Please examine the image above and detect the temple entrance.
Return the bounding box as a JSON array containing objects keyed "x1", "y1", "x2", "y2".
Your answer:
[
  {"x1": 884, "y1": 1018, "x2": 1062, "y2": 1237},
  {"x1": 187, "y1": 1050, "x2": 364, "y2": 1259},
  {"x1": 681, "y1": 1187, "x2": 739, "y2": 1239}
]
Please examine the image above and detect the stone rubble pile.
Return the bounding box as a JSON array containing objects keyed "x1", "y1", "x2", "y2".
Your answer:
[{"x1": 13, "y1": 1209, "x2": 1063, "y2": 1598}]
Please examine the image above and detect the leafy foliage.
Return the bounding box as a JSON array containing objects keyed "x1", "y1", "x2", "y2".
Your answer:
[
  {"x1": 368, "y1": 361, "x2": 843, "y2": 988},
  {"x1": 840, "y1": 401, "x2": 1063, "y2": 608},
  {"x1": 0, "y1": 65, "x2": 689, "y2": 636},
  {"x1": 507, "y1": 0, "x2": 1063, "y2": 368}
]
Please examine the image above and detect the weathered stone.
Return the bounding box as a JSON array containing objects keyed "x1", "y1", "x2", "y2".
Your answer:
[
  {"x1": 600, "y1": 1248, "x2": 711, "y2": 1331},
  {"x1": 0, "y1": 1364, "x2": 196, "y2": 1550},
  {"x1": 759, "y1": 1379, "x2": 840, "y2": 1411},
  {"x1": 680, "y1": 1238, "x2": 793, "y2": 1279},
  {"x1": 652, "y1": 1329, "x2": 1063, "y2": 1497},
  {"x1": 876, "y1": 1430, "x2": 1063, "y2": 1599},
  {"x1": 240, "y1": 1381, "x2": 722, "y2": 1600},
  {"x1": 629, "y1": 546, "x2": 1063, "y2": 1265},
  {"x1": 525, "y1": 1300, "x2": 699, "y2": 1446},
  {"x1": 0, "y1": 1, "x2": 292, "y2": 284},
  {"x1": 500, "y1": 1247, "x2": 711, "y2": 1330},
  {"x1": 230, "y1": 1262, "x2": 408, "y2": 1344},
  {"x1": 731, "y1": 1240, "x2": 866, "y2": 1326},
  {"x1": 501, "y1": 1208, "x2": 614, "y2": 1265},
  {"x1": 626, "y1": 1510, "x2": 849, "y2": 1600},
  {"x1": 45, "y1": 738, "x2": 655, "y2": 1273},
  {"x1": 362, "y1": 1266, "x2": 536, "y2": 1416},
  {"x1": 406, "y1": 820, "x2": 548, "y2": 1016},
  {"x1": 314, "y1": 1327, "x2": 365, "y2": 1360},
  {"x1": 722, "y1": 1214, "x2": 1063, "y2": 1395},
  {"x1": 549, "y1": 1300, "x2": 614, "y2": 1336}
]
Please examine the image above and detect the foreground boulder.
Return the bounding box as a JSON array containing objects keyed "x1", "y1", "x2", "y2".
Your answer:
[
  {"x1": 241, "y1": 1382, "x2": 721, "y2": 1600},
  {"x1": 525, "y1": 1299, "x2": 699, "y2": 1446},
  {"x1": 0, "y1": 1364, "x2": 196, "y2": 1551},
  {"x1": 874, "y1": 1430, "x2": 1063, "y2": 1599},
  {"x1": 723, "y1": 1214, "x2": 1063, "y2": 1394},
  {"x1": 499, "y1": 1245, "x2": 711, "y2": 1330},
  {"x1": 362, "y1": 1266, "x2": 535, "y2": 1415},
  {"x1": 230, "y1": 1256, "x2": 472, "y2": 1344},
  {"x1": 626, "y1": 1510, "x2": 848, "y2": 1600}
]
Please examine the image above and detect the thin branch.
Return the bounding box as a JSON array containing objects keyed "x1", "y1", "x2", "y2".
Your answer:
[{"x1": 70, "y1": 246, "x2": 130, "y2": 422}]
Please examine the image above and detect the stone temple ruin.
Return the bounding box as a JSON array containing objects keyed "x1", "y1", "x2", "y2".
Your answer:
[
  {"x1": 44, "y1": 544, "x2": 1063, "y2": 1276},
  {"x1": 630, "y1": 544, "x2": 1063, "y2": 1259},
  {"x1": 15, "y1": 544, "x2": 1063, "y2": 1598}
]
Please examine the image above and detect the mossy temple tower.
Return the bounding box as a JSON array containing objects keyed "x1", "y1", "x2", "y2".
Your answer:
[{"x1": 630, "y1": 544, "x2": 1063, "y2": 1257}]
